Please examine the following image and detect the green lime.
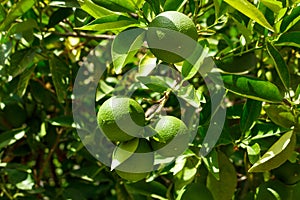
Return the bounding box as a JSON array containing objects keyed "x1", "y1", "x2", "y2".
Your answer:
[
  {"x1": 115, "y1": 138, "x2": 154, "y2": 182},
  {"x1": 147, "y1": 11, "x2": 198, "y2": 63},
  {"x1": 151, "y1": 116, "x2": 189, "y2": 157},
  {"x1": 97, "y1": 97, "x2": 145, "y2": 142}
]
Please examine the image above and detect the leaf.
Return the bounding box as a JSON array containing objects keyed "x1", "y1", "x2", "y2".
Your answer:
[
  {"x1": 125, "y1": 181, "x2": 167, "y2": 198},
  {"x1": 266, "y1": 42, "x2": 290, "y2": 90},
  {"x1": 76, "y1": 14, "x2": 139, "y2": 32},
  {"x1": 8, "y1": 48, "x2": 36, "y2": 78},
  {"x1": 0, "y1": 0, "x2": 36, "y2": 31},
  {"x1": 92, "y1": 0, "x2": 144, "y2": 13},
  {"x1": 182, "y1": 41, "x2": 209, "y2": 80},
  {"x1": 224, "y1": 0, "x2": 274, "y2": 32},
  {"x1": 0, "y1": 128, "x2": 26, "y2": 150},
  {"x1": 202, "y1": 149, "x2": 220, "y2": 180},
  {"x1": 163, "y1": 0, "x2": 185, "y2": 11},
  {"x1": 47, "y1": 116, "x2": 79, "y2": 128},
  {"x1": 248, "y1": 130, "x2": 296, "y2": 172},
  {"x1": 111, "y1": 138, "x2": 139, "y2": 170},
  {"x1": 176, "y1": 84, "x2": 201, "y2": 108},
  {"x1": 7, "y1": 18, "x2": 38, "y2": 43},
  {"x1": 260, "y1": 0, "x2": 282, "y2": 13},
  {"x1": 280, "y1": 6, "x2": 300, "y2": 32},
  {"x1": 49, "y1": 0, "x2": 80, "y2": 7},
  {"x1": 215, "y1": 52, "x2": 257, "y2": 73},
  {"x1": 47, "y1": 8, "x2": 73, "y2": 28},
  {"x1": 49, "y1": 55, "x2": 70, "y2": 103},
  {"x1": 276, "y1": 31, "x2": 300, "y2": 48},
  {"x1": 137, "y1": 76, "x2": 170, "y2": 93},
  {"x1": 212, "y1": 74, "x2": 283, "y2": 103},
  {"x1": 240, "y1": 99, "x2": 262, "y2": 134},
  {"x1": 247, "y1": 143, "x2": 261, "y2": 164},
  {"x1": 264, "y1": 104, "x2": 296, "y2": 129},
  {"x1": 0, "y1": 4, "x2": 6, "y2": 24},
  {"x1": 112, "y1": 28, "x2": 145, "y2": 74},
  {"x1": 79, "y1": 0, "x2": 114, "y2": 19},
  {"x1": 181, "y1": 183, "x2": 214, "y2": 200},
  {"x1": 16, "y1": 65, "x2": 36, "y2": 97},
  {"x1": 207, "y1": 151, "x2": 237, "y2": 200}
]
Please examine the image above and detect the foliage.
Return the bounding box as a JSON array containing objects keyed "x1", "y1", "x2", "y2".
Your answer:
[{"x1": 0, "y1": 0, "x2": 300, "y2": 199}]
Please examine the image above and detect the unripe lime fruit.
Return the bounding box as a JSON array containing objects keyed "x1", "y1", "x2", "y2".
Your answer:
[
  {"x1": 115, "y1": 139, "x2": 154, "y2": 182},
  {"x1": 147, "y1": 11, "x2": 198, "y2": 63},
  {"x1": 97, "y1": 97, "x2": 145, "y2": 142},
  {"x1": 151, "y1": 116, "x2": 189, "y2": 157}
]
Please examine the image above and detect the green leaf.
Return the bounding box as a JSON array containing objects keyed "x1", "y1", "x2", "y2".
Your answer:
[
  {"x1": 137, "y1": 76, "x2": 170, "y2": 93},
  {"x1": 163, "y1": 0, "x2": 185, "y2": 11},
  {"x1": 0, "y1": 128, "x2": 26, "y2": 150},
  {"x1": 240, "y1": 99, "x2": 262, "y2": 134},
  {"x1": 182, "y1": 41, "x2": 209, "y2": 80},
  {"x1": 215, "y1": 52, "x2": 257, "y2": 73},
  {"x1": 8, "y1": 48, "x2": 36, "y2": 78},
  {"x1": 112, "y1": 28, "x2": 145, "y2": 74},
  {"x1": 125, "y1": 181, "x2": 167, "y2": 198},
  {"x1": 76, "y1": 14, "x2": 139, "y2": 32},
  {"x1": 224, "y1": 0, "x2": 274, "y2": 32},
  {"x1": 0, "y1": 4, "x2": 6, "y2": 24},
  {"x1": 49, "y1": 0, "x2": 80, "y2": 7},
  {"x1": 247, "y1": 143, "x2": 261, "y2": 164},
  {"x1": 92, "y1": 0, "x2": 144, "y2": 13},
  {"x1": 280, "y1": 6, "x2": 300, "y2": 32},
  {"x1": 207, "y1": 151, "x2": 237, "y2": 200},
  {"x1": 181, "y1": 183, "x2": 214, "y2": 200},
  {"x1": 266, "y1": 42, "x2": 290, "y2": 90},
  {"x1": 49, "y1": 55, "x2": 70, "y2": 103},
  {"x1": 7, "y1": 18, "x2": 38, "y2": 43},
  {"x1": 248, "y1": 130, "x2": 296, "y2": 172},
  {"x1": 111, "y1": 138, "x2": 139, "y2": 170},
  {"x1": 264, "y1": 104, "x2": 296, "y2": 129},
  {"x1": 213, "y1": 74, "x2": 283, "y2": 103},
  {"x1": 276, "y1": 31, "x2": 300, "y2": 48},
  {"x1": 79, "y1": 0, "x2": 114, "y2": 19},
  {"x1": 16, "y1": 65, "x2": 36, "y2": 97},
  {"x1": 47, "y1": 8, "x2": 73, "y2": 28},
  {"x1": 0, "y1": 0, "x2": 36, "y2": 31},
  {"x1": 260, "y1": 0, "x2": 282, "y2": 13},
  {"x1": 203, "y1": 149, "x2": 220, "y2": 180},
  {"x1": 176, "y1": 84, "x2": 201, "y2": 108},
  {"x1": 47, "y1": 116, "x2": 78, "y2": 128}
]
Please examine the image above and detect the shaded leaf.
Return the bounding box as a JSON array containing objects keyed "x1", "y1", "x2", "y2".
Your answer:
[
  {"x1": 260, "y1": 0, "x2": 282, "y2": 13},
  {"x1": 176, "y1": 84, "x2": 201, "y2": 108},
  {"x1": 224, "y1": 0, "x2": 274, "y2": 32},
  {"x1": 50, "y1": 0, "x2": 80, "y2": 7},
  {"x1": 47, "y1": 116, "x2": 78, "y2": 128},
  {"x1": 203, "y1": 149, "x2": 220, "y2": 180},
  {"x1": 16, "y1": 65, "x2": 36, "y2": 97},
  {"x1": 163, "y1": 0, "x2": 185, "y2": 11},
  {"x1": 137, "y1": 76, "x2": 170, "y2": 93},
  {"x1": 0, "y1": 128, "x2": 27, "y2": 150},
  {"x1": 49, "y1": 55, "x2": 70, "y2": 103},
  {"x1": 280, "y1": 6, "x2": 300, "y2": 32},
  {"x1": 207, "y1": 151, "x2": 237, "y2": 200},
  {"x1": 0, "y1": 0, "x2": 36, "y2": 31},
  {"x1": 125, "y1": 181, "x2": 167, "y2": 198},
  {"x1": 181, "y1": 183, "x2": 214, "y2": 200},
  {"x1": 240, "y1": 99, "x2": 262, "y2": 134},
  {"x1": 248, "y1": 130, "x2": 296, "y2": 172},
  {"x1": 264, "y1": 104, "x2": 296, "y2": 129},
  {"x1": 266, "y1": 42, "x2": 290, "y2": 90},
  {"x1": 92, "y1": 0, "x2": 144, "y2": 13},
  {"x1": 276, "y1": 31, "x2": 300, "y2": 48},
  {"x1": 76, "y1": 14, "x2": 139, "y2": 32},
  {"x1": 247, "y1": 143, "x2": 261, "y2": 164},
  {"x1": 112, "y1": 28, "x2": 145, "y2": 74}
]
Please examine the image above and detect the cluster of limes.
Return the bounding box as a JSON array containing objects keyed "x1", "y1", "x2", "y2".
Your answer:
[
  {"x1": 97, "y1": 11, "x2": 197, "y2": 181},
  {"x1": 97, "y1": 97, "x2": 189, "y2": 181}
]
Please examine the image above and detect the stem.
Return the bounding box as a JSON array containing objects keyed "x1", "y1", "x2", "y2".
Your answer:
[{"x1": 146, "y1": 89, "x2": 172, "y2": 121}]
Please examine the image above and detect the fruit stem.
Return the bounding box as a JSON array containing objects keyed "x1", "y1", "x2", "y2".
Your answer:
[{"x1": 146, "y1": 89, "x2": 172, "y2": 121}]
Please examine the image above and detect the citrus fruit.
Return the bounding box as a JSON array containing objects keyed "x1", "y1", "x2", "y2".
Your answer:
[
  {"x1": 147, "y1": 11, "x2": 198, "y2": 63},
  {"x1": 97, "y1": 97, "x2": 145, "y2": 142},
  {"x1": 151, "y1": 116, "x2": 189, "y2": 157},
  {"x1": 115, "y1": 138, "x2": 154, "y2": 182}
]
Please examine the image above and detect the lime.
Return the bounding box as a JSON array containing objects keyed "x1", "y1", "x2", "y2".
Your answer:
[
  {"x1": 147, "y1": 11, "x2": 198, "y2": 63},
  {"x1": 97, "y1": 97, "x2": 145, "y2": 142},
  {"x1": 151, "y1": 116, "x2": 189, "y2": 157},
  {"x1": 115, "y1": 138, "x2": 154, "y2": 182}
]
